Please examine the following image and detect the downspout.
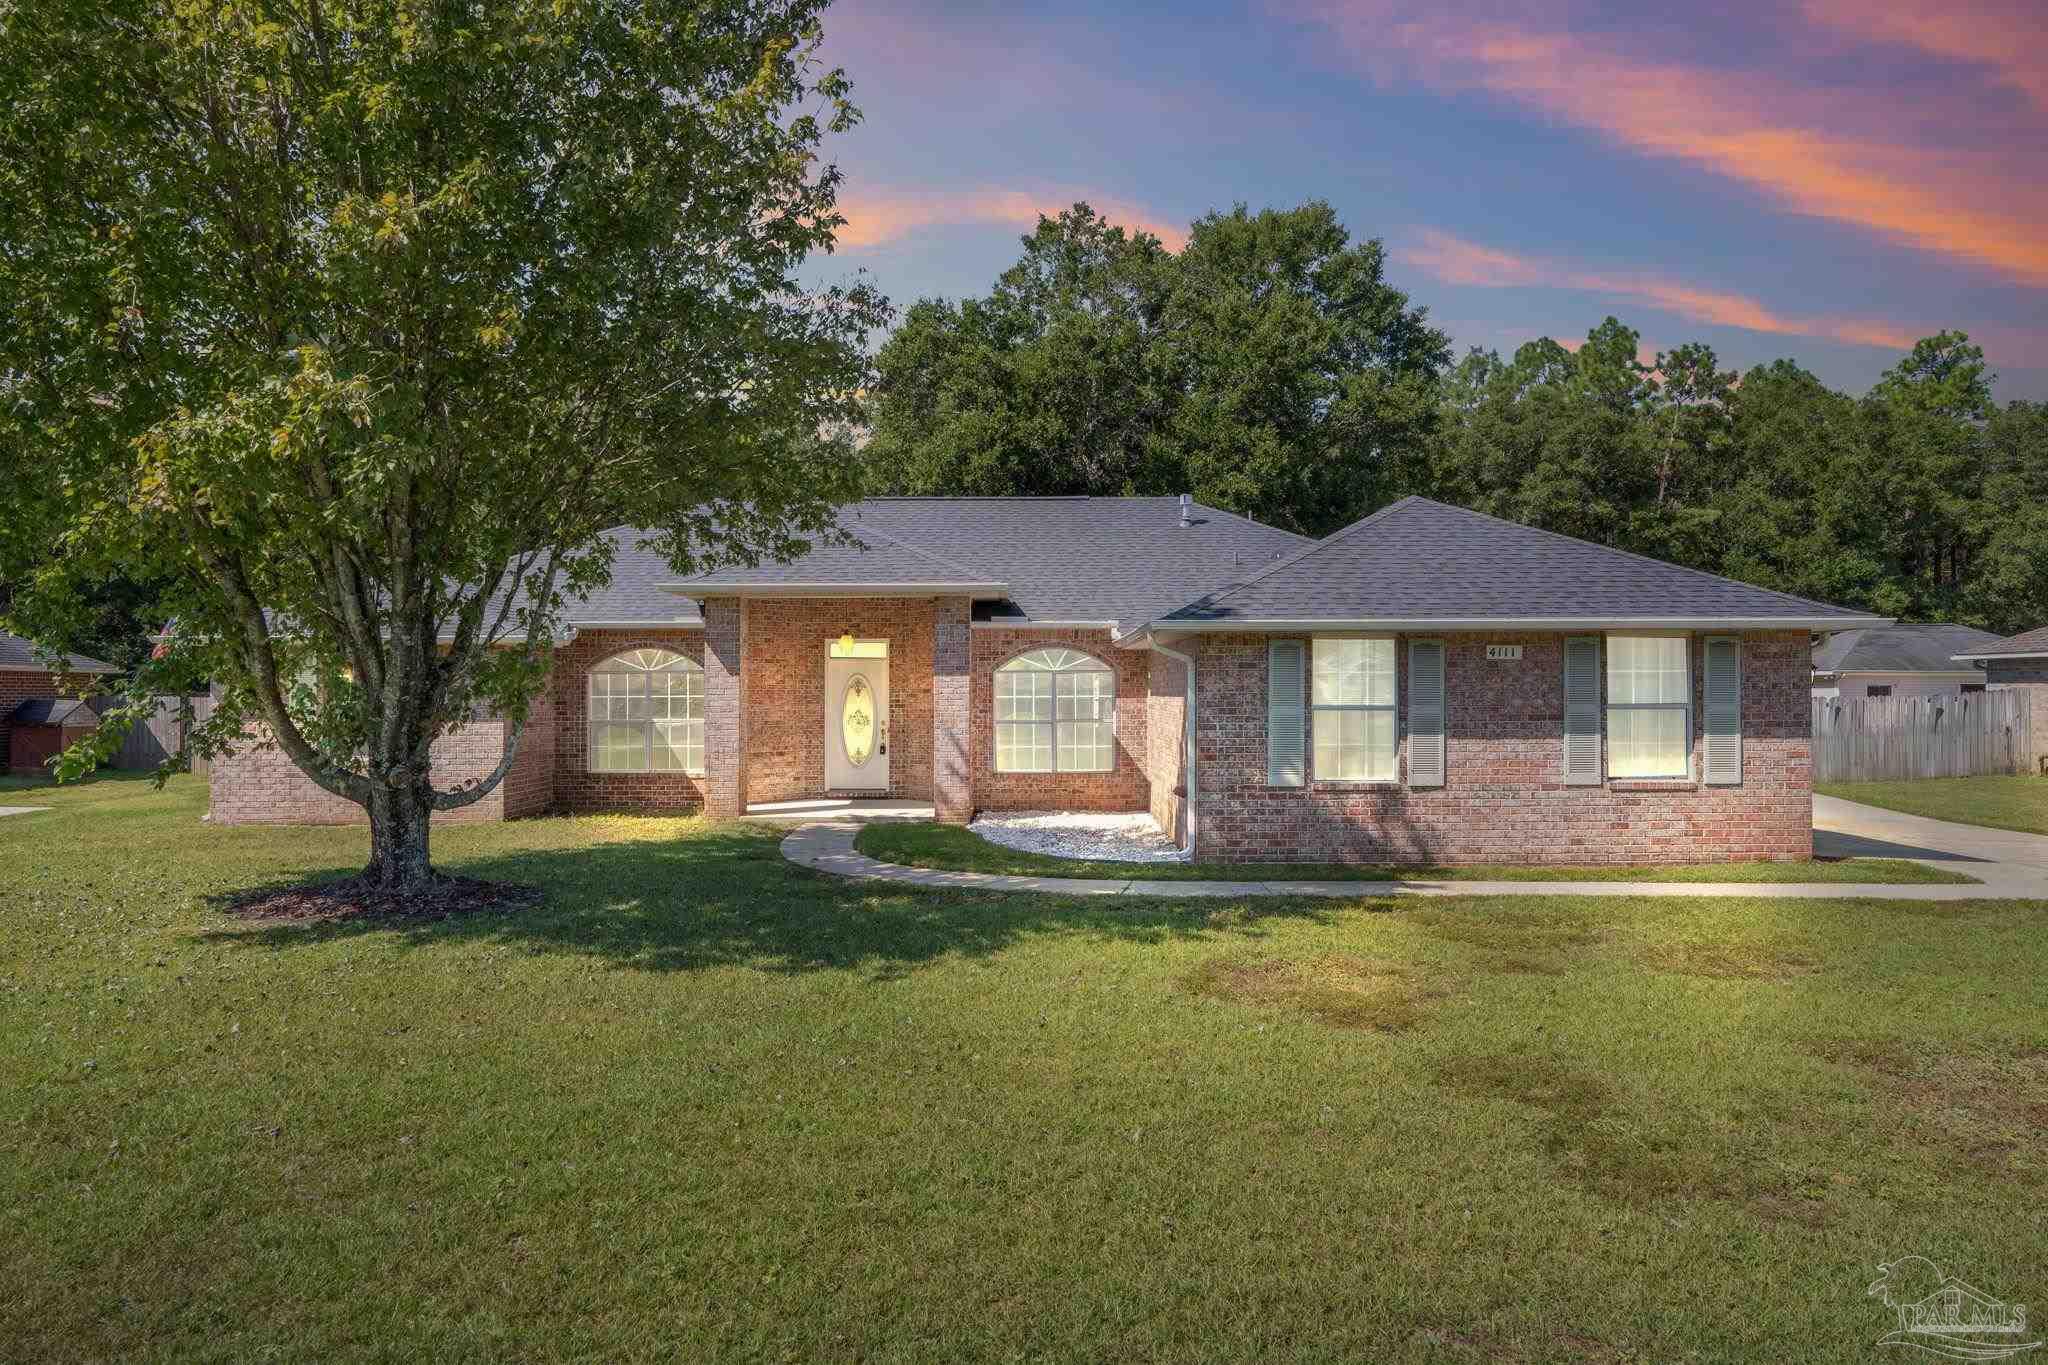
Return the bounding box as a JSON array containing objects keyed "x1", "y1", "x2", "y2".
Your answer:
[{"x1": 1149, "y1": 639, "x2": 1198, "y2": 862}]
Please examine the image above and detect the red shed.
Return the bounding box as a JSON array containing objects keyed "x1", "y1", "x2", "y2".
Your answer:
[{"x1": 8, "y1": 699, "x2": 100, "y2": 776}]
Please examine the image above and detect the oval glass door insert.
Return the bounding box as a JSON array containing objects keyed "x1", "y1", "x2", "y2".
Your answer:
[{"x1": 841, "y1": 675, "x2": 876, "y2": 767}]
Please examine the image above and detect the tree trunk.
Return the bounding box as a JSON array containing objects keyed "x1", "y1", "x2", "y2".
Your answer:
[{"x1": 365, "y1": 780, "x2": 435, "y2": 890}]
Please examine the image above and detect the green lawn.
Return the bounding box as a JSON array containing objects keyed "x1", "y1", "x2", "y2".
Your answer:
[
  {"x1": 857, "y1": 819, "x2": 1977, "y2": 883},
  {"x1": 1819, "y1": 774, "x2": 2048, "y2": 837},
  {"x1": 5, "y1": 774, "x2": 2045, "y2": 1361}
]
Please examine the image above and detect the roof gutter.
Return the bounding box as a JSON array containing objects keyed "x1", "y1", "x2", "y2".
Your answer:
[
  {"x1": 1148, "y1": 639, "x2": 1199, "y2": 863},
  {"x1": 1952, "y1": 651, "x2": 2048, "y2": 662},
  {"x1": 970, "y1": 619, "x2": 1120, "y2": 630},
  {"x1": 0, "y1": 661, "x2": 118, "y2": 674}
]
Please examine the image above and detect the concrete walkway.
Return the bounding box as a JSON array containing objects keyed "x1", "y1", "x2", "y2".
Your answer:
[
  {"x1": 781, "y1": 797, "x2": 2048, "y2": 901},
  {"x1": 0, "y1": 806, "x2": 49, "y2": 818}
]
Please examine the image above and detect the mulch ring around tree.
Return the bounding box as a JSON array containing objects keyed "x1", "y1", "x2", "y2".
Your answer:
[{"x1": 219, "y1": 874, "x2": 544, "y2": 925}]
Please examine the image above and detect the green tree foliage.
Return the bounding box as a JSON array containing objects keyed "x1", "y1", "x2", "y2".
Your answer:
[
  {"x1": 0, "y1": 0, "x2": 886, "y2": 886},
  {"x1": 879, "y1": 216, "x2": 2045, "y2": 631},
  {"x1": 1430, "y1": 325, "x2": 2046, "y2": 633},
  {"x1": 863, "y1": 202, "x2": 1450, "y2": 536}
]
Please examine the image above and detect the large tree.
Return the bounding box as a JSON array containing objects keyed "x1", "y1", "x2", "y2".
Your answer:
[
  {"x1": 0, "y1": 0, "x2": 886, "y2": 888},
  {"x1": 1424, "y1": 319, "x2": 1662, "y2": 549},
  {"x1": 863, "y1": 201, "x2": 1450, "y2": 536},
  {"x1": 1426, "y1": 324, "x2": 2048, "y2": 634}
]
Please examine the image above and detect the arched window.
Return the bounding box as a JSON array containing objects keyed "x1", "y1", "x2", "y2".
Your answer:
[
  {"x1": 588, "y1": 648, "x2": 704, "y2": 775},
  {"x1": 994, "y1": 648, "x2": 1114, "y2": 773}
]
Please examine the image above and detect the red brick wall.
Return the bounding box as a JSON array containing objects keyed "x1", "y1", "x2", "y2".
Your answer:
[
  {"x1": 969, "y1": 628, "x2": 1151, "y2": 813},
  {"x1": 933, "y1": 600, "x2": 972, "y2": 822},
  {"x1": 1146, "y1": 649, "x2": 1188, "y2": 841},
  {"x1": 702, "y1": 601, "x2": 746, "y2": 818},
  {"x1": 1987, "y1": 660, "x2": 2048, "y2": 772},
  {"x1": 742, "y1": 598, "x2": 939, "y2": 802},
  {"x1": 1193, "y1": 630, "x2": 1813, "y2": 865},
  {"x1": 208, "y1": 720, "x2": 527, "y2": 825},
  {"x1": 0, "y1": 669, "x2": 99, "y2": 774},
  {"x1": 502, "y1": 689, "x2": 556, "y2": 817},
  {"x1": 549, "y1": 628, "x2": 707, "y2": 814}
]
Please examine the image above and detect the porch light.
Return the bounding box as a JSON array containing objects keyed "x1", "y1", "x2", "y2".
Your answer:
[{"x1": 838, "y1": 631, "x2": 856, "y2": 655}]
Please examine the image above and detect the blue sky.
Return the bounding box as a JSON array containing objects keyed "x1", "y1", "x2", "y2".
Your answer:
[{"x1": 805, "y1": 0, "x2": 2048, "y2": 398}]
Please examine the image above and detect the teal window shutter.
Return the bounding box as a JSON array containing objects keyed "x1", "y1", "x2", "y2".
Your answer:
[
  {"x1": 1267, "y1": 640, "x2": 1305, "y2": 786},
  {"x1": 1703, "y1": 636, "x2": 1742, "y2": 785},
  {"x1": 1563, "y1": 636, "x2": 1602, "y2": 785},
  {"x1": 1407, "y1": 639, "x2": 1446, "y2": 788}
]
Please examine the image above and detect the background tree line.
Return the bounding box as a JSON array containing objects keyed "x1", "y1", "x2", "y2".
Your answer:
[{"x1": 864, "y1": 202, "x2": 2047, "y2": 635}]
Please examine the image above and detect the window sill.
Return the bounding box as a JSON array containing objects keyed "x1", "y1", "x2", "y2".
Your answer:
[
  {"x1": 1310, "y1": 780, "x2": 1403, "y2": 789},
  {"x1": 1607, "y1": 778, "x2": 1697, "y2": 792}
]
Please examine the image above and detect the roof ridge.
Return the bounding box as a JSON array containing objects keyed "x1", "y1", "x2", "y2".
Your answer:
[
  {"x1": 1144, "y1": 496, "x2": 1424, "y2": 626},
  {"x1": 842, "y1": 512, "x2": 997, "y2": 581},
  {"x1": 1185, "y1": 499, "x2": 1319, "y2": 548}
]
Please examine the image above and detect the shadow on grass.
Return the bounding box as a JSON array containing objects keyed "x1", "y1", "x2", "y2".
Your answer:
[
  {"x1": 0, "y1": 768, "x2": 166, "y2": 796},
  {"x1": 196, "y1": 827, "x2": 1377, "y2": 979}
]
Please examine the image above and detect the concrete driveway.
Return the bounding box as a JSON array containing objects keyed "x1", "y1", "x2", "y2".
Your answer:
[{"x1": 1815, "y1": 793, "x2": 2048, "y2": 895}]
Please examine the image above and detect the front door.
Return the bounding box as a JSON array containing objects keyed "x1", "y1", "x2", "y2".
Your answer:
[{"x1": 824, "y1": 651, "x2": 889, "y2": 791}]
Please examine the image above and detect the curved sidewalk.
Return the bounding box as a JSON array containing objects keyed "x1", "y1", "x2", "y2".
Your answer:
[{"x1": 782, "y1": 800, "x2": 2048, "y2": 900}]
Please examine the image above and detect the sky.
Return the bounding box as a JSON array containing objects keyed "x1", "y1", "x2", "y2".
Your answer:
[{"x1": 802, "y1": 0, "x2": 2048, "y2": 399}]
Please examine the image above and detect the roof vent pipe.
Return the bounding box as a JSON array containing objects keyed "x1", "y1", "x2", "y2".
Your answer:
[{"x1": 1178, "y1": 493, "x2": 1192, "y2": 528}]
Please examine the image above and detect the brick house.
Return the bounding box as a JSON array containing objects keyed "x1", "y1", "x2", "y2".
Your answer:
[
  {"x1": 209, "y1": 496, "x2": 1890, "y2": 864},
  {"x1": 1, "y1": 631, "x2": 116, "y2": 775},
  {"x1": 1811, "y1": 623, "x2": 2006, "y2": 700},
  {"x1": 1952, "y1": 625, "x2": 2048, "y2": 772}
]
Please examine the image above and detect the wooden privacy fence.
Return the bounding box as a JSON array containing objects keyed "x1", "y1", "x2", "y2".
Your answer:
[
  {"x1": 1812, "y1": 690, "x2": 2033, "y2": 782},
  {"x1": 97, "y1": 694, "x2": 215, "y2": 774}
]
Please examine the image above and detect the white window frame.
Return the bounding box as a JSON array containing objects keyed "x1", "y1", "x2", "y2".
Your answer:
[
  {"x1": 1604, "y1": 633, "x2": 1691, "y2": 780},
  {"x1": 587, "y1": 648, "x2": 706, "y2": 776},
  {"x1": 1310, "y1": 636, "x2": 1399, "y2": 784},
  {"x1": 993, "y1": 647, "x2": 1115, "y2": 774}
]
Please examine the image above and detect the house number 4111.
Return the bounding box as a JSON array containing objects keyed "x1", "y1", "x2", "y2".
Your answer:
[{"x1": 1486, "y1": 645, "x2": 1524, "y2": 661}]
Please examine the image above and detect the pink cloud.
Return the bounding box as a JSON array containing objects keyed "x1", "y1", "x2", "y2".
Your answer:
[
  {"x1": 1284, "y1": 2, "x2": 2048, "y2": 284},
  {"x1": 834, "y1": 188, "x2": 1188, "y2": 253},
  {"x1": 1399, "y1": 229, "x2": 1921, "y2": 349},
  {"x1": 1803, "y1": 0, "x2": 2048, "y2": 112}
]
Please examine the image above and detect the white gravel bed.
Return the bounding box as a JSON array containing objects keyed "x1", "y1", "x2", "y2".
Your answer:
[{"x1": 967, "y1": 810, "x2": 1189, "y2": 864}]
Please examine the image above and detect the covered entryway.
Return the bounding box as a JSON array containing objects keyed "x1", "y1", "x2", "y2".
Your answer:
[{"x1": 824, "y1": 640, "x2": 889, "y2": 792}]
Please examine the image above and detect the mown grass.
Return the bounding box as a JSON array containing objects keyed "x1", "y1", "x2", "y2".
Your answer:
[
  {"x1": 1819, "y1": 774, "x2": 2048, "y2": 836},
  {"x1": 857, "y1": 819, "x2": 1977, "y2": 883},
  {"x1": 4, "y1": 773, "x2": 2046, "y2": 1362}
]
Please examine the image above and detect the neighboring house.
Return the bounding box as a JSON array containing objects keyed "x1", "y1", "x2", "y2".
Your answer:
[
  {"x1": 1951, "y1": 625, "x2": 2048, "y2": 773},
  {"x1": 1810, "y1": 623, "x2": 2006, "y2": 699},
  {"x1": 208, "y1": 495, "x2": 1886, "y2": 864},
  {"x1": 0, "y1": 631, "x2": 116, "y2": 775}
]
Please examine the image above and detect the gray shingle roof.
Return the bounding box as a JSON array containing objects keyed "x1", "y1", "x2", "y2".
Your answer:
[
  {"x1": 668, "y1": 515, "x2": 1002, "y2": 593},
  {"x1": 0, "y1": 631, "x2": 115, "y2": 674},
  {"x1": 531, "y1": 495, "x2": 1884, "y2": 638},
  {"x1": 621, "y1": 498, "x2": 1310, "y2": 626},
  {"x1": 559, "y1": 528, "x2": 707, "y2": 627},
  {"x1": 1812, "y1": 623, "x2": 2004, "y2": 674},
  {"x1": 1138, "y1": 496, "x2": 1885, "y2": 633},
  {"x1": 1952, "y1": 624, "x2": 2048, "y2": 660},
  {"x1": 8, "y1": 698, "x2": 99, "y2": 727}
]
